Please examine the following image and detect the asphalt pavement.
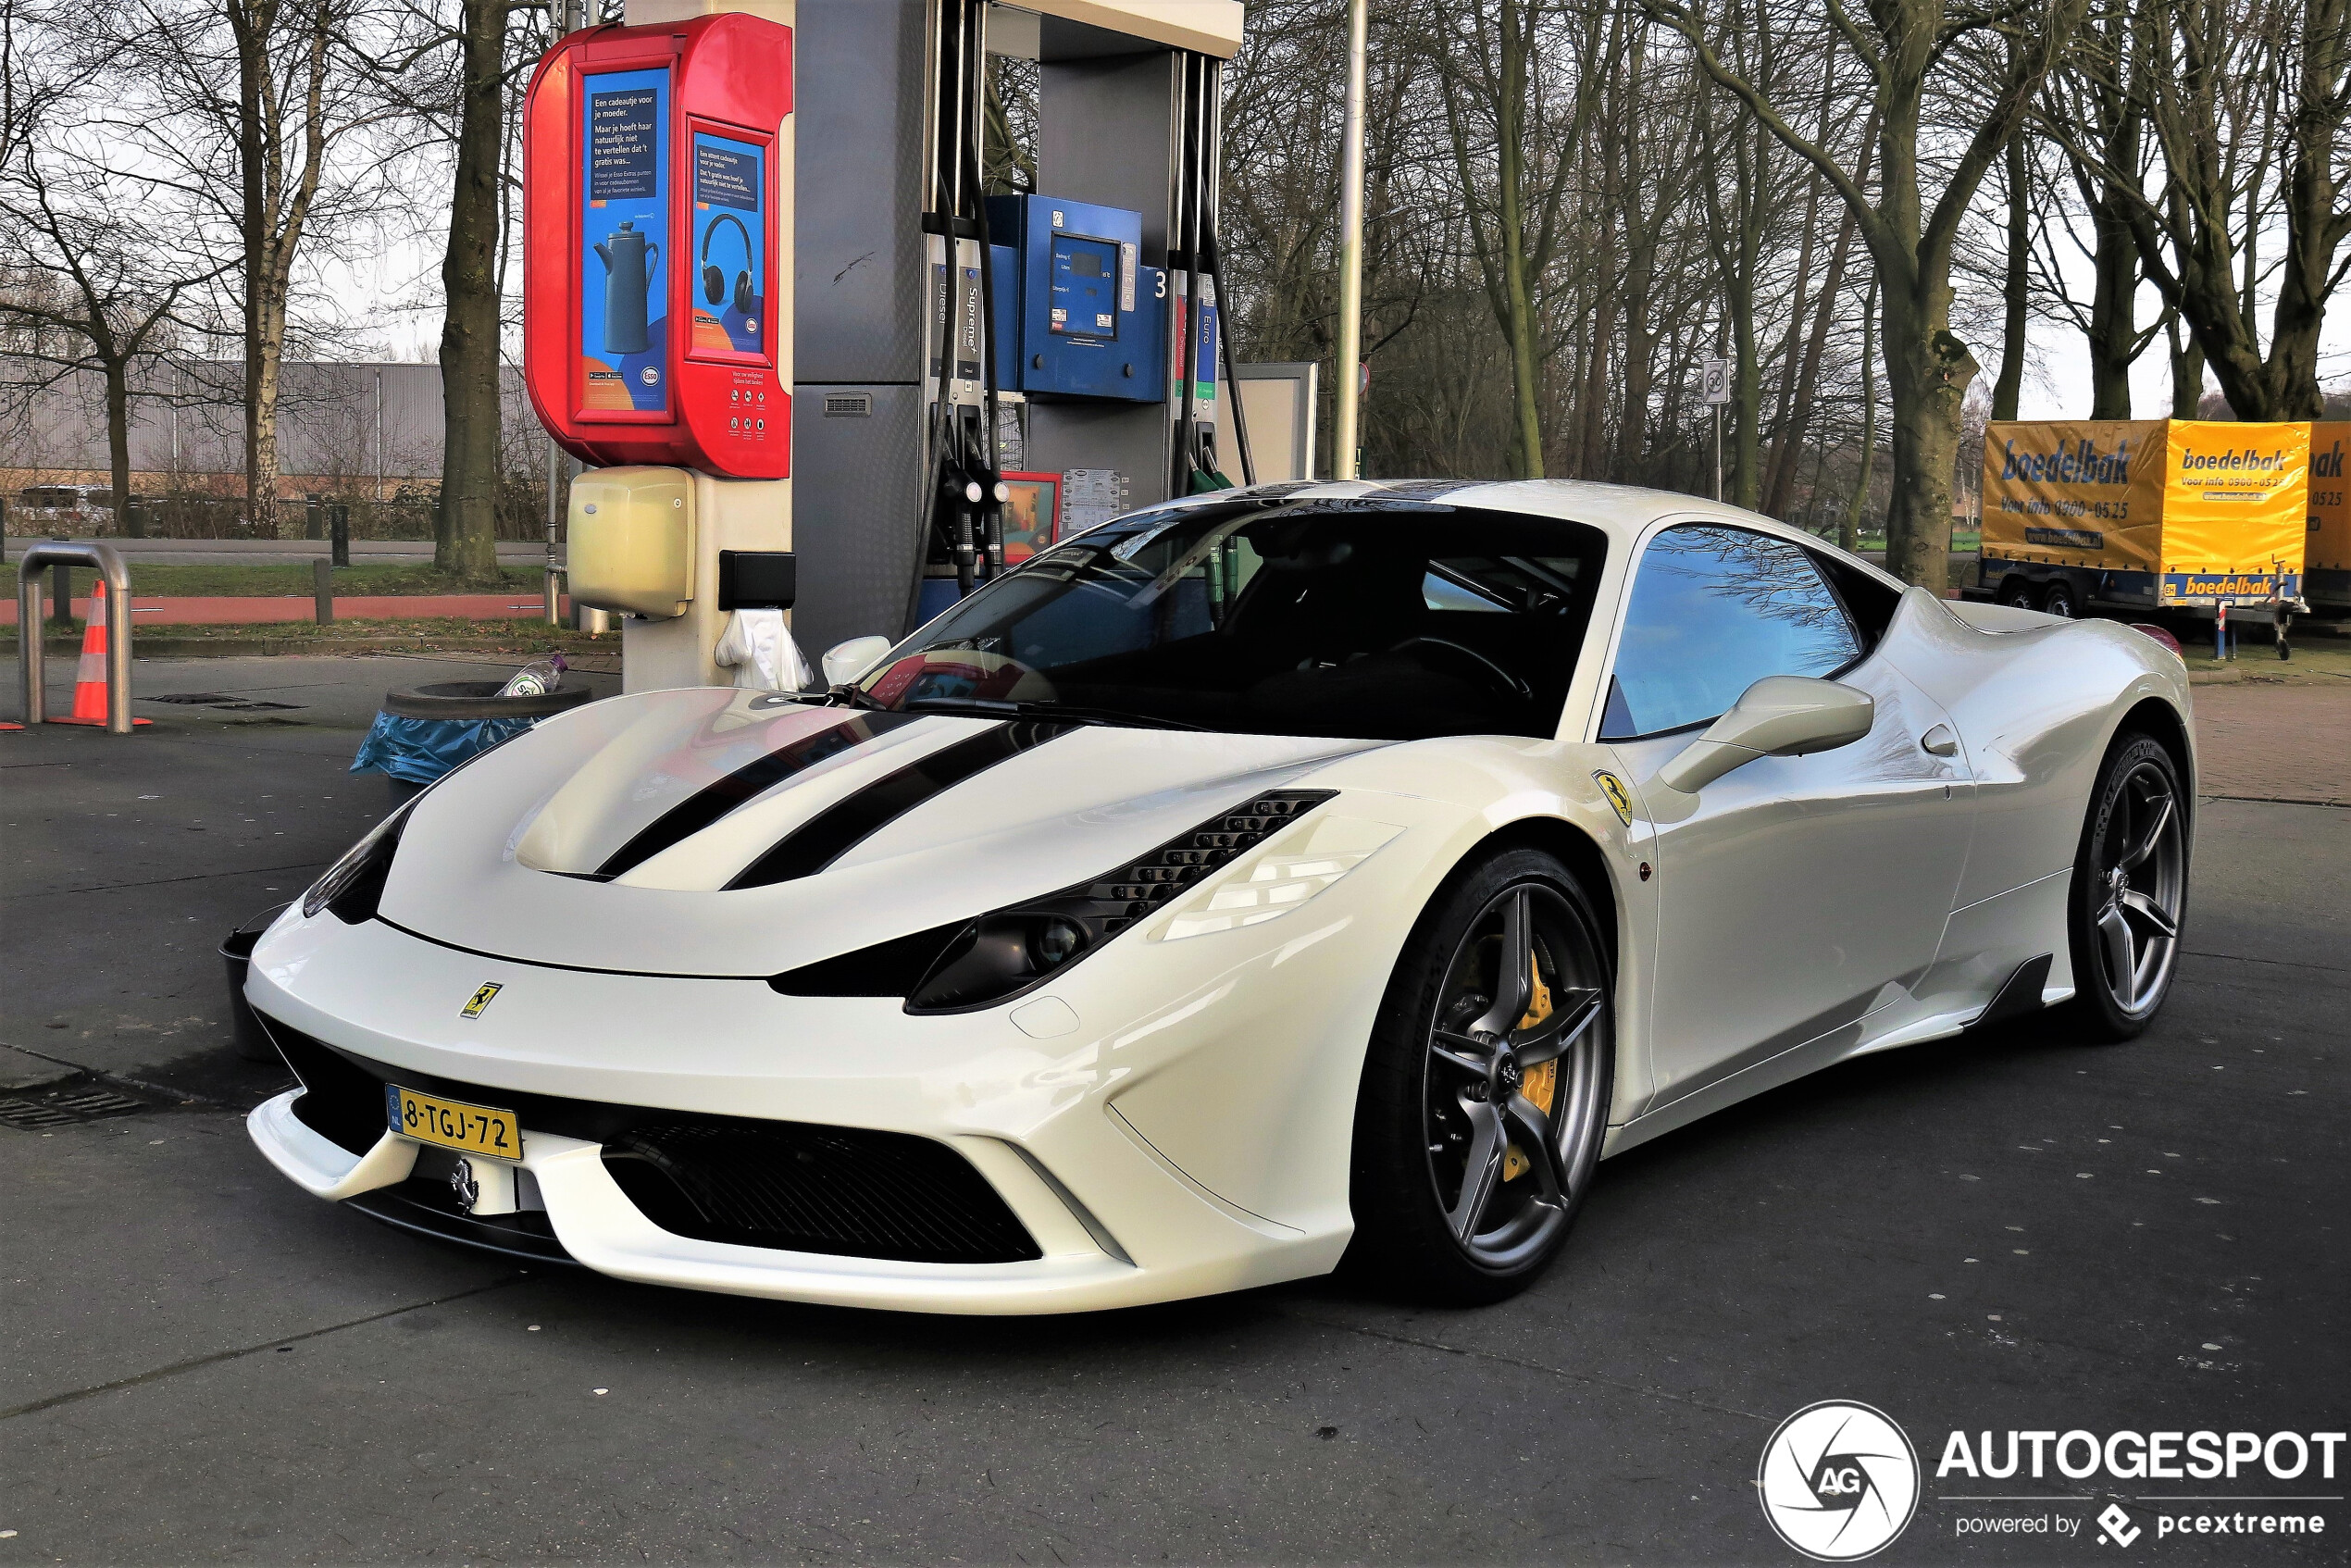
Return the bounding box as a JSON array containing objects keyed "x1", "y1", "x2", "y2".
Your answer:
[{"x1": 0, "y1": 656, "x2": 2344, "y2": 1564}]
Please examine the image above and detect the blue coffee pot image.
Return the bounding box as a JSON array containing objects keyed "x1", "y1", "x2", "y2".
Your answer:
[{"x1": 594, "y1": 221, "x2": 659, "y2": 355}]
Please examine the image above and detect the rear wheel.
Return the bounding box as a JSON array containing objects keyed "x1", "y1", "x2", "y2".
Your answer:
[
  {"x1": 1348, "y1": 848, "x2": 1614, "y2": 1303},
  {"x1": 2040, "y1": 579, "x2": 2081, "y2": 618},
  {"x1": 2065, "y1": 734, "x2": 2187, "y2": 1040},
  {"x1": 1997, "y1": 577, "x2": 2035, "y2": 609}
]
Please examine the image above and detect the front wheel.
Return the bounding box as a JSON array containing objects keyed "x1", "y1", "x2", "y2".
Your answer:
[
  {"x1": 2064, "y1": 734, "x2": 2188, "y2": 1040},
  {"x1": 1347, "y1": 848, "x2": 1615, "y2": 1304}
]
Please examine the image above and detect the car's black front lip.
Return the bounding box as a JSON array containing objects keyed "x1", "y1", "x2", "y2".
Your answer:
[{"x1": 342, "y1": 1179, "x2": 580, "y2": 1267}]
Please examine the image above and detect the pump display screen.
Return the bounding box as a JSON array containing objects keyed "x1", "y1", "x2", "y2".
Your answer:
[
  {"x1": 689, "y1": 130, "x2": 765, "y2": 358},
  {"x1": 1048, "y1": 234, "x2": 1121, "y2": 339},
  {"x1": 578, "y1": 67, "x2": 671, "y2": 416}
]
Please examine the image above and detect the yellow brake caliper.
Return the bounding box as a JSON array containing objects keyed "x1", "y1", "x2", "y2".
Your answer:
[{"x1": 1502, "y1": 954, "x2": 1556, "y2": 1181}]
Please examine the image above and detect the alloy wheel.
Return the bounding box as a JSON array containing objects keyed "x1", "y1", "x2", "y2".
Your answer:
[
  {"x1": 2092, "y1": 759, "x2": 2184, "y2": 1015},
  {"x1": 1421, "y1": 883, "x2": 1610, "y2": 1270}
]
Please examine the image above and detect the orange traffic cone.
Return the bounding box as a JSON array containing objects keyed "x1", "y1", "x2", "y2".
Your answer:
[{"x1": 50, "y1": 584, "x2": 148, "y2": 728}]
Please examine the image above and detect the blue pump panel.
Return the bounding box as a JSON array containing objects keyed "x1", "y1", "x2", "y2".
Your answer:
[
  {"x1": 986, "y1": 194, "x2": 1163, "y2": 402},
  {"x1": 989, "y1": 243, "x2": 1020, "y2": 391}
]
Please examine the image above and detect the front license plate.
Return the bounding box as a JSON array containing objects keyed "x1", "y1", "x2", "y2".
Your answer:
[{"x1": 387, "y1": 1085, "x2": 521, "y2": 1160}]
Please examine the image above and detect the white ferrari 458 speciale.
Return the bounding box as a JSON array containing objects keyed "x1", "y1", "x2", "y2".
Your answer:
[{"x1": 243, "y1": 480, "x2": 2195, "y2": 1313}]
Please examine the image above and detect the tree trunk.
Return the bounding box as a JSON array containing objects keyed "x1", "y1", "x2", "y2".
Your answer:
[
  {"x1": 1844, "y1": 279, "x2": 1878, "y2": 552},
  {"x1": 1764, "y1": 199, "x2": 1859, "y2": 516},
  {"x1": 1495, "y1": 0, "x2": 1544, "y2": 480},
  {"x1": 232, "y1": 0, "x2": 279, "y2": 539},
  {"x1": 1582, "y1": 210, "x2": 1615, "y2": 479},
  {"x1": 254, "y1": 294, "x2": 287, "y2": 536},
  {"x1": 435, "y1": 0, "x2": 511, "y2": 584},
  {"x1": 2080, "y1": 58, "x2": 2146, "y2": 422},
  {"x1": 1881, "y1": 279, "x2": 1972, "y2": 594},
  {"x1": 105, "y1": 362, "x2": 135, "y2": 537},
  {"x1": 1762, "y1": 172, "x2": 1821, "y2": 507},
  {"x1": 2166, "y1": 313, "x2": 2205, "y2": 417},
  {"x1": 1991, "y1": 123, "x2": 2028, "y2": 420}
]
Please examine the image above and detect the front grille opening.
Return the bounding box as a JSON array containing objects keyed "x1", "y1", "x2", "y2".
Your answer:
[
  {"x1": 260, "y1": 1017, "x2": 388, "y2": 1156},
  {"x1": 252, "y1": 1025, "x2": 1039, "y2": 1266},
  {"x1": 603, "y1": 1118, "x2": 1040, "y2": 1264}
]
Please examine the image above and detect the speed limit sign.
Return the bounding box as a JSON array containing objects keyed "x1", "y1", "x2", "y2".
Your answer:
[{"x1": 1701, "y1": 356, "x2": 1731, "y2": 404}]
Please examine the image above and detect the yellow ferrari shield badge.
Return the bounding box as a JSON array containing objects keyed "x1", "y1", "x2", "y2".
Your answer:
[
  {"x1": 1593, "y1": 771, "x2": 1634, "y2": 827},
  {"x1": 460, "y1": 982, "x2": 503, "y2": 1019}
]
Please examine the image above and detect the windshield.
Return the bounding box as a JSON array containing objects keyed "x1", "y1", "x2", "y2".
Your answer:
[{"x1": 853, "y1": 498, "x2": 1609, "y2": 739}]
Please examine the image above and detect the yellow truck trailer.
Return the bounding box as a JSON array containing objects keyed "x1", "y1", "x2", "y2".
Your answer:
[
  {"x1": 2308, "y1": 422, "x2": 2348, "y2": 610},
  {"x1": 1974, "y1": 419, "x2": 2308, "y2": 620}
]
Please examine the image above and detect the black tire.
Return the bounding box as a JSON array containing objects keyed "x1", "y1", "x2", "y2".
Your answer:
[
  {"x1": 2063, "y1": 733, "x2": 2189, "y2": 1041},
  {"x1": 1996, "y1": 578, "x2": 2035, "y2": 609},
  {"x1": 2040, "y1": 579, "x2": 2080, "y2": 618},
  {"x1": 1347, "y1": 847, "x2": 1615, "y2": 1304}
]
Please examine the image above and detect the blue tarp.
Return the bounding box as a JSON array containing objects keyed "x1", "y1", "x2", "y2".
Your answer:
[{"x1": 350, "y1": 712, "x2": 537, "y2": 785}]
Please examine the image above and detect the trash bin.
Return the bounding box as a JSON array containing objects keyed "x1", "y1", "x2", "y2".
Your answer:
[
  {"x1": 220, "y1": 902, "x2": 290, "y2": 1063},
  {"x1": 352, "y1": 679, "x2": 593, "y2": 803}
]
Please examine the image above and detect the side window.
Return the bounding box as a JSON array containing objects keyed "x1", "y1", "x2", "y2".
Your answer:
[{"x1": 1599, "y1": 524, "x2": 1862, "y2": 740}]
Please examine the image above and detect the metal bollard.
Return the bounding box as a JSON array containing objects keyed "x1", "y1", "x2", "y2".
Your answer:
[
  {"x1": 313, "y1": 558, "x2": 335, "y2": 625},
  {"x1": 16, "y1": 541, "x2": 133, "y2": 733},
  {"x1": 49, "y1": 557, "x2": 71, "y2": 627},
  {"x1": 330, "y1": 504, "x2": 351, "y2": 567}
]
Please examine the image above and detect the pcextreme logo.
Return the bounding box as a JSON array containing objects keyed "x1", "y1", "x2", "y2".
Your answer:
[{"x1": 1758, "y1": 1401, "x2": 1922, "y2": 1561}]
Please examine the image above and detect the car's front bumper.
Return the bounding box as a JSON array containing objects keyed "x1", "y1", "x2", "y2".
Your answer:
[{"x1": 241, "y1": 903, "x2": 1391, "y2": 1314}]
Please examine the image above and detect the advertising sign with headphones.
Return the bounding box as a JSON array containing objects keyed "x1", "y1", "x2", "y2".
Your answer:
[
  {"x1": 578, "y1": 66, "x2": 670, "y2": 416},
  {"x1": 691, "y1": 131, "x2": 765, "y2": 356}
]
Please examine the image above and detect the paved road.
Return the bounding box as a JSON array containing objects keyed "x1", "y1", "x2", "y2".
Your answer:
[{"x1": 1, "y1": 658, "x2": 2343, "y2": 1564}]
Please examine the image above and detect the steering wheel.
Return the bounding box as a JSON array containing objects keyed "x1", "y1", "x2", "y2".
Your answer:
[{"x1": 1385, "y1": 637, "x2": 1531, "y2": 702}]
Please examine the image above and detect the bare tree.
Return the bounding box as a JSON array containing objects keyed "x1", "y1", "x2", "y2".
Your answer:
[
  {"x1": 1426, "y1": 0, "x2": 1599, "y2": 477},
  {"x1": 1643, "y1": 0, "x2": 2090, "y2": 590},
  {"x1": 0, "y1": 0, "x2": 223, "y2": 531},
  {"x1": 2098, "y1": 0, "x2": 2351, "y2": 417},
  {"x1": 110, "y1": 0, "x2": 387, "y2": 537}
]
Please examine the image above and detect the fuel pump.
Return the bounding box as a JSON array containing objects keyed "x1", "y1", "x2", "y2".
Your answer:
[{"x1": 786, "y1": 0, "x2": 1249, "y2": 657}]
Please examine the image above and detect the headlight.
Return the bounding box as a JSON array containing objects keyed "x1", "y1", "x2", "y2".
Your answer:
[
  {"x1": 902, "y1": 789, "x2": 1337, "y2": 1013},
  {"x1": 770, "y1": 790, "x2": 1338, "y2": 1014},
  {"x1": 903, "y1": 912, "x2": 1092, "y2": 1013},
  {"x1": 302, "y1": 800, "x2": 416, "y2": 922}
]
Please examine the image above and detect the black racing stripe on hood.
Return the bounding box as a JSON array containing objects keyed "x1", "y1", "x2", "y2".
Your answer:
[
  {"x1": 725, "y1": 720, "x2": 1073, "y2": 890},
  {"x1": 597, "y1": 711, "x2": 926, "y2": 879}
]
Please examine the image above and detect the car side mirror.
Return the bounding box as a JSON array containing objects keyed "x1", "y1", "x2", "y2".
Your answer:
[
  {"x1": 821, "y1": 635, "x2": 894, "y2": 689},
  {"x1": 1656, "y1": 676, "x2": 1875, "y2": 794}
]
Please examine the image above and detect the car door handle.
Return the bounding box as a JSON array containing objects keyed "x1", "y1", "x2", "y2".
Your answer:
[{"x1": 1921, "y1": 724, "x2": 1959, "y2": 757}]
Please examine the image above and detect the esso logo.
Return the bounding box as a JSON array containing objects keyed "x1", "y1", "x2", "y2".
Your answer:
[{"x1": 1757, "y1": 1401, "x2": 1920, "y2": 1561}]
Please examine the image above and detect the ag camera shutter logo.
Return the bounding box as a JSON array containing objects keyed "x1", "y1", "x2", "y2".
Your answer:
[{"x1": 1758, "y1": 1400, "x2": 1921, "y2": 1561}]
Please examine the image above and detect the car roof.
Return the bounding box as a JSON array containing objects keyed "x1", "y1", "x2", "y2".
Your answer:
[{"x1": 1176, "y1": 478, "x2": 1908, "y2": 591}]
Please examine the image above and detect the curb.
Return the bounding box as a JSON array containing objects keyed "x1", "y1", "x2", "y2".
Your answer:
[{"x1": 1, "y1": 634, "x2": 607, "y2": 660}]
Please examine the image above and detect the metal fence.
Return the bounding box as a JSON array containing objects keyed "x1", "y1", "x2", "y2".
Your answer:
[{"x1": 3, "y1": 484, "x2": 557, "y2": 542}]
